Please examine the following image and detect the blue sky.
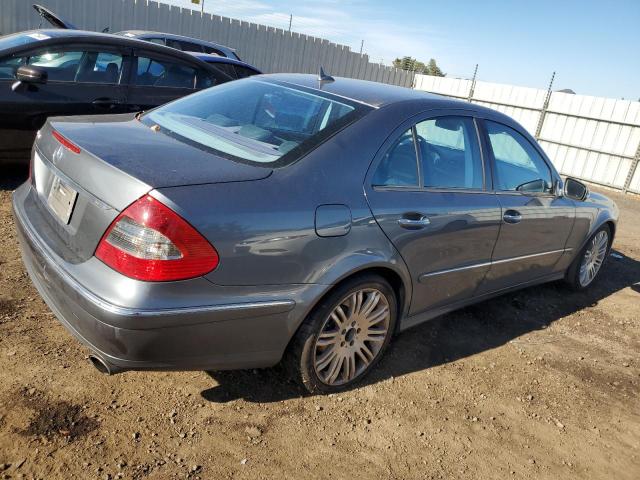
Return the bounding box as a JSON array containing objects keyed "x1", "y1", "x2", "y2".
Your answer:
[{"x1": 165, "y1": 0, "x2": 639, "y2": 99}]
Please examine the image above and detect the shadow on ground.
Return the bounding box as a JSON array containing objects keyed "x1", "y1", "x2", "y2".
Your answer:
[{"x1": 202, "y1": 250, "x2": 640, "y2": 403}]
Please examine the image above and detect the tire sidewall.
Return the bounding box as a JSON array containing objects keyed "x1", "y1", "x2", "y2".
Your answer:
[
  {"x1": 567, "y1": 225, "x2": 611, "y2": 290},
  {"x1": 296, "y1": 275, "x2": 397, "y2": 394}
]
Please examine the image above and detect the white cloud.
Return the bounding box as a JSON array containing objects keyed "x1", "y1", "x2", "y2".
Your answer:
[{"x1": 162, "y1": 0, "x2": 457, "y2": 68}]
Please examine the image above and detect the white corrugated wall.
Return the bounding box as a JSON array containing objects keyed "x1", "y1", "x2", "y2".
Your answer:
[{"x1": 414, "y1": 74, "x2": 640, "y2": 193}]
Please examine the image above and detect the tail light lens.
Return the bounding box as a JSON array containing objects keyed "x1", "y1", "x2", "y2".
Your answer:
[{"x1": 95, "y1": 195, "x2": 218, "y2": 281}]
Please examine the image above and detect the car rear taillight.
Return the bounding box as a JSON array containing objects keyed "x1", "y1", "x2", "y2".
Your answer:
[
  {"x1": 52, "y1": 129, "x2": 81, "y2": 154},
  {"x1": 95, "y1": 195, "x2": 219, "y2": 281}
]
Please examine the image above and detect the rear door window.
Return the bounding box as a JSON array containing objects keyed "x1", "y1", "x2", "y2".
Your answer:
[
  {"x1": 134, "y1": 56, "x2": 196, "y2": 88},
  {"x1": 210, "y1": 62, "x2": 237, "y2": 78},
  {"x1": 146, "y1": 38, "x2": 166, "y2": 46},
  {"x1": 235, "y1": 65, "x2": 258, "y2": 78},
  {"x1": 372, "y1": 129, "x2": 419, "y2": 187},
  {"x1": 201, "y1": 46, "x2": 225, "y2": 56},
  {"x1": 415, "y1": 116, "x2": 483, "y2": 190},
  {"x1": 165, "y1": 39, "x2": 203, "y2": 52}
]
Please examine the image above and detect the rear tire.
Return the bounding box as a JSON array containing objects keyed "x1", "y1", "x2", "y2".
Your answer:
[
  {"x1": 287, "y1": 274, "x2": 397, "y2": 394},
  {"x1": 565, "y1": 225, "x2": 610, "y2": 290}
]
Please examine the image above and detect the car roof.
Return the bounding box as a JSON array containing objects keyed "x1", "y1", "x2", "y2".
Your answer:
[
  {"x1": 116, "y1": 30, "x2": 235, "y2": 51},
  {"x1": 263, "y1": 73, "x2": 509, "y2": 118},
  {"x1": 185, "y1": 52, "x2": 259, "y2": 70},
  {"x1": 3, "y1": 29, "x2": 215, "y2": 64},
  {"x1": 260, "y1": 74, "x2": 474, "y2": 108}
]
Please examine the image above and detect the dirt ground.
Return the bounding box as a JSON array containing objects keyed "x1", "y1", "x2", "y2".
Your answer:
[{"x1": 0, "y1": 166, "x2": 638, "y2": 480}]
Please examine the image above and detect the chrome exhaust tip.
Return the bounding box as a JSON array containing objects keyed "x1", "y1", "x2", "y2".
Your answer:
[{"x1": 88, "y1": 354, "x2": 122, "y2": 375}]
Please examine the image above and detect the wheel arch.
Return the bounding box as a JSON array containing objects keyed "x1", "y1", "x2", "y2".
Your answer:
[{"x1": 282, "y1": 263, "x2": 412, "y2": 360}]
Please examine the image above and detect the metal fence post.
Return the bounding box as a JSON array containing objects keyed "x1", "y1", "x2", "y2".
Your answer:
[
  {"x1": 622, "y1": 140, "x2": 640, "y2": 193},
  {"x1": 535, "y1": 71, "x2": 555, "y2": 140},
  {"x1": 467, "y1": 64, "x2": 478, "y2": 102}
]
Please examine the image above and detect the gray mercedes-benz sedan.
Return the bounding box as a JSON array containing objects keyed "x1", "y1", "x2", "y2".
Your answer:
[{"x1": 13, "y1": 74, "x2": 618, "y2": 393}]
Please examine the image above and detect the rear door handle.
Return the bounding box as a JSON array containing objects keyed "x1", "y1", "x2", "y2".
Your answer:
[
  {"x1": 398, "y1": 216, "x2": 431, "y2": 229},
  {"x1": 503, "y1": 210, "x2": 522, "y2": 224},
  {"x1": 92, "y1": 97, "x2": 121, "y2": 107}
]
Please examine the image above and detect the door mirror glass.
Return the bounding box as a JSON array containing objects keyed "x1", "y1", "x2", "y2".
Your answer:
[
  {"x1": 564, "y1": 177, "x2": 588, "y2": 201},
  {"x1": 15, "y1": 65, "x2": 47, "y2": 84}
]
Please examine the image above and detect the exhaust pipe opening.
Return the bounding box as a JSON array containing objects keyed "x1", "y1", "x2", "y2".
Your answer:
[{"x1": 89, "y1": 354, "x2": 118, "y2": 375}]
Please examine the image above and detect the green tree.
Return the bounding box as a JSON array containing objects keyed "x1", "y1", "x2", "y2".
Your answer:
[
  {"x1": 393, "y1": 56, "x2": 444, "y2": 76},
  {"x1": 424, "y1": 58, "x2": 445, "y2": 77}
]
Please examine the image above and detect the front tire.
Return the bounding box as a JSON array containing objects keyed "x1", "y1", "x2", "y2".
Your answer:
[
  {"x1": 288, "y1": 274, "x2": 397, "y2": 394},
  {"x1": 565, "y1": 225, "x2": 610, "y2": 290}
]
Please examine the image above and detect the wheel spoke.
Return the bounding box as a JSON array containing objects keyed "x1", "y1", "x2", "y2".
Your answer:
[
  {"x1": 356, "y1": 342, "x2": 375, "y2": 363},
  {"x1": 316, "y1": 347, "x2": 338, "y2": 371},
  {"x1": 366, "y1": 306, "x2": 389, "y2": 326},
  {"x1": 364, "y1": 328, "x2": 387, "y2": 343},
  {"x1": 360, "y1": 291, "x2": 380, "y2": 318},
  {"x1": 333, "y1": 305, "x2": 348, "y2": 326},
  {"x1": 316, "y1": 330, "x2": 340, "y2": 348},
  {"x1": 353, "y1": 291, "x2": 364, "y2": 316},
  {"x1": 345, "y1": 351, "x2": 356, "y2": 380},
  {"x1": 326, "y1": 354, "x2": 344, "y2": 383}
]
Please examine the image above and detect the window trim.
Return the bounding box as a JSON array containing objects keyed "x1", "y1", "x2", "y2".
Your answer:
[
  {"x1": 370, "y1": 112, "x2": 488, "y2": 194},
  {"x1": 480, "y1": 118, "x2": 556, "y2": 197}
]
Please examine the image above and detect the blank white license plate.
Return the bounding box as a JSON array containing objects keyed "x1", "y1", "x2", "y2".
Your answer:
[{"x1": 47, "y1": 175, "x2": 78, "y2": 225}]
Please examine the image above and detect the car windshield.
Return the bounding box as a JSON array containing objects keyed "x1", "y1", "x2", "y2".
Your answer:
[
  {"x1": 0, "y1": 32, "x2": 52, "y2": 50},
  {"x1": 142, "y1": 79, "x2": 369, "y2": 166}
]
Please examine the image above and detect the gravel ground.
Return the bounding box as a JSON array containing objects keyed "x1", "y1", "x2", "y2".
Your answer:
[{"x1": 1, "y1": 166, "x2": 638, "y2": 480}]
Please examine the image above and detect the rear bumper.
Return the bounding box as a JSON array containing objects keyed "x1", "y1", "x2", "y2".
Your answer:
[{"x1": 12, "y1": 183, "x2": 325, "y2": 371}]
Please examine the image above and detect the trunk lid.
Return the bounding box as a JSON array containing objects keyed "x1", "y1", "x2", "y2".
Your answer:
[
  {"x1": 29, "y1": 115, "x2": 271, "y2": 262},
  {"x1": 33, "y1": 4, "x2": 77, "y2": 29}
]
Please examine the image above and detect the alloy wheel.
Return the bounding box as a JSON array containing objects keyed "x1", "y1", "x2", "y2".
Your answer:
[
  {"x1": 579, "y1": 230, "x2": 608, "y2": 287},
  {"x1": 312, "y1": 288, "x2": 391, "y2": 386}
]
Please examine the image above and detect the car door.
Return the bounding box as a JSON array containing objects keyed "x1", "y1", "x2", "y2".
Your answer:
[
  {"x1": 477, "y1": 119, "x2": 575, "y2": 293},
  {"x1": 124, "y1": 51, "x2": 222, "y2": 112},
  {"x1": 0, "y1": 43, "x2": 130, "y2": 130},
  {"x1": 365, "y1": 113, "x2": 502, "y2": 316}
]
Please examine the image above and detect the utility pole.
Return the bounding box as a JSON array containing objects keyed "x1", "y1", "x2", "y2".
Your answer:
[
  {"x1": 535, "y1": 71, "x2": 556, "y2": 140},
  {"x1": 288, "y1": 14, "x2": 292, "y2": 32},
  {"x1": 467, "y1": 64, "x2": 478, "y2": 102},
  {"x1": 201, "y1": 0, "x2": 204, "y2": 14},
  {"x1": 359, "y1": 40, "x2": 364, "y2": 55}
]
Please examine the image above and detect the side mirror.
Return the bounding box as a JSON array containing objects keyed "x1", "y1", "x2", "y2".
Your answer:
[
  {"x1": 15, "y1": 65, "x2": 48, "y2": 84},
  {"x1": 564, "y1": 177, "x2": 589, "y2": 201}
]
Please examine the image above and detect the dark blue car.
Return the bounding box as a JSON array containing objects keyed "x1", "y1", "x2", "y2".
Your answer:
[{"x1": 186, "y1": 52, "x2": 261, "y2": 79}]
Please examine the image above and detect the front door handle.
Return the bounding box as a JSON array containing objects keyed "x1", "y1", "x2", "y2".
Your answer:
[
  {"x1": 503, "y1": 210, "x2": 522, "y2": 224},
  {"x1": 398, "y1": 216, "x2": 431, "y2": 229}
]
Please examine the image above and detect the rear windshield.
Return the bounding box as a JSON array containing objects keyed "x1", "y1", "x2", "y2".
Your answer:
[
  {"x1": 142, "y1": 79, "x2": 370, "y2": 166},
  {"x1": 0, "y1": 32, "x2": 51, "y2": 50}
]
